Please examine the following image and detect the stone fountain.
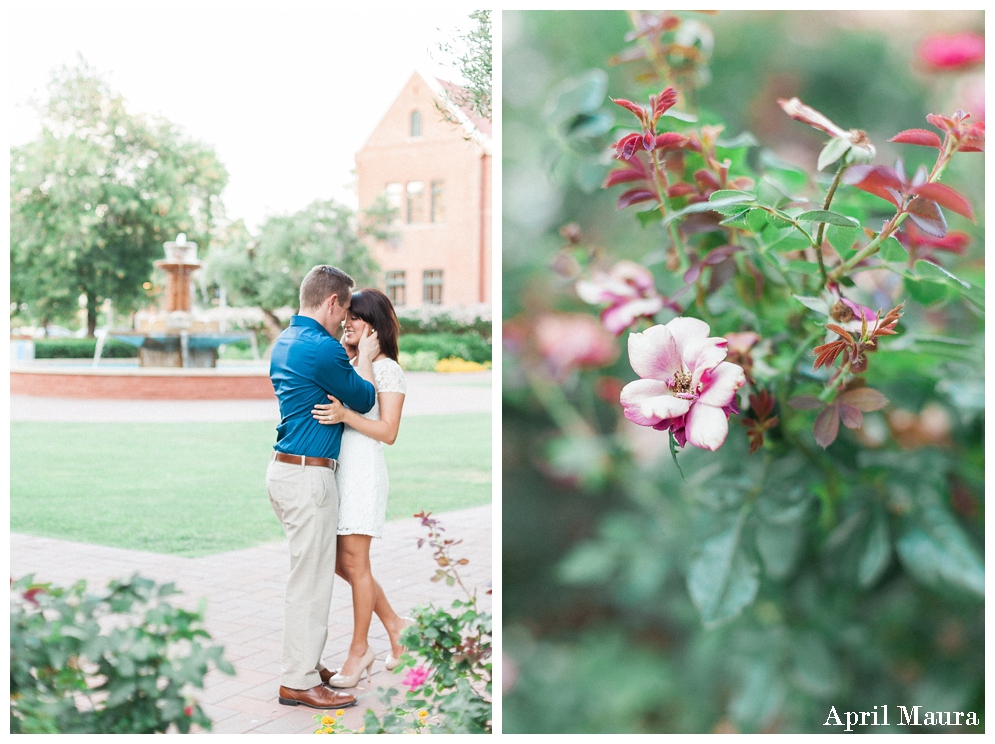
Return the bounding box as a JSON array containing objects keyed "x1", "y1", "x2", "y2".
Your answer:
[{"x1": 110, "y1": 234, "x2": 250, "y2": 367}]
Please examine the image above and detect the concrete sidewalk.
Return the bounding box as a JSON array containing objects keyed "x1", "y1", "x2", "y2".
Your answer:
[{"x1": 11, "y1": 504, "x2": 491, "y2": 734}]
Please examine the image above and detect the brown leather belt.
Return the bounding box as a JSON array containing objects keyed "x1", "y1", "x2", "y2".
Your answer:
[{"x1": 272, "y1": 452, "x2": 338, "y2": 471}]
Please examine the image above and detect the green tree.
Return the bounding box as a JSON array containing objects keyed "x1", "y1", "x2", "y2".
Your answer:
[
  {"x1": 205, "y1": 198, "x2": 392, "y2": 343},
  {"x1": 10, "y1": 61, "x2": 227, "y2": 336},
  {"x1": 437, "y1": 9, "x2": 492, "y2": 120}
]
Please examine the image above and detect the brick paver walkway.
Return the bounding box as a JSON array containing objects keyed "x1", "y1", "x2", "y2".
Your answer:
[{"x1": 10, "y1": 371, "x2": 492, "y2": 734}]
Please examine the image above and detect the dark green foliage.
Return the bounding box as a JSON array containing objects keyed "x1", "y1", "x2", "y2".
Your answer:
[
  {"x1": 10, "y1": 575, "x2": 234, "y2": 733},
  {"x1": 399, "y1": 331, "x2": 491, "y2": 363},
  {"x1": 32, "y1": 337, "x2": 139, "y2": 359}
]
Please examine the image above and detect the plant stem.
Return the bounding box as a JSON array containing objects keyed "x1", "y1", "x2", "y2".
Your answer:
[
  {"x1": 813, "y1": 160, "x2": 849, "y2": 285},
  {"x1": 648, "y1": 149, "x2": 688, "y2": 267},
  {"x1": 829, "y1": 211, "x2": 908, "y2": 281}
]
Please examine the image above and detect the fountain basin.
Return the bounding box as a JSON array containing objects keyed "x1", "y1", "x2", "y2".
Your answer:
[
  {"x1": 110, "y1": 332, "x2": 253, "y2": 368},
  {"x1": 11, "y1": 361, "x2": 274, "y2": 400}
]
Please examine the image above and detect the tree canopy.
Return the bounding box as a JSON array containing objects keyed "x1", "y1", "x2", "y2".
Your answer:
[
  {"x1": 205, "y1": 197, "x2": 393, "y2": 340},
  {"x1": 10, "y1": 61, "x2": 227, "y2": 335},
  {"x1": 438, "y1": 9, "x2": 492, "y2": 120}
]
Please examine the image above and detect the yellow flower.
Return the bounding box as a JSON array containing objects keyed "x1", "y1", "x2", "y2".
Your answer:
[
  {"x1": 321, "y1": 715, "x2": 335, "y2": 725},
  {"x1": 323, "y1": 726, "x2": 334, "y2": 734},
  {"x1": 418, "y1": 710, "x2": 429, "y2": 720},
  {"x1": 335, "y1": 709, "x2": 345, "y2": 717}
]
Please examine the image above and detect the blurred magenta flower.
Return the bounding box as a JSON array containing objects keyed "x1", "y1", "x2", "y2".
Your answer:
[
  {"x1": 621, "y1": 317, "x2": 745, "y2": 451},
  {"x1": 534, "y1": 312, "x2": 619, "y2": 379},
  {"x1": 576, "y1": 260, "x2": 672, "y2": 335},
  {"x1": 918, "y1": 32, "x2": 984, "y2": 71},
  {"x1": 402, "y1": 665, "x2": 430, "y2": 692}
]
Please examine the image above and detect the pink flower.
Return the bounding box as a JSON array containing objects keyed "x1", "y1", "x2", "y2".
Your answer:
[
  {"x1": 918, "y1": 33, "x2": 984, "y2": 71},
  {"x1": 778, "y1": 97, "x2": 876, "y2": 166},
  {"x1": 534, "y1": 313, "x2": 619, "y2": 380},
  {"x1": 620, "y1": 317, "x2": 746, "y2": 451},
  {"x1": 402, "y1": 665, "x2": 430, "y2": 692},
  {"x1": 576, "y1": 260, "x2": 672, "y2": 335}
]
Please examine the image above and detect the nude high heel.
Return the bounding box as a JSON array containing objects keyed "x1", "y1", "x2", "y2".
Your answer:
[
  {"x1": 385, "y1": 616, "x2": 416, "y2": 671},
  {"x1": 328, "y1": 646, "x2": 376, "y2": 688}
]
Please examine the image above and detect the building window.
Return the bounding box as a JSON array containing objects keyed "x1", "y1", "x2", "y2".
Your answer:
[
  {"x1": 423, "y1": 270, "x2": 443, "y2": 305},
  {"x1": 385, "y1": 271, "x2": 406, "y2": 307},
  {"x1": 406, "y1": 181, "x2": 424, "y2": 224},
  {"x1": 430, "y1": 180, "x2": 444, "y2": 223},
  {"x1": 385, "y1": 182, "x2": 403, "y2": 224},
  {"x1": 410, "y1": 110, "x2": 422, "y2": 137}
]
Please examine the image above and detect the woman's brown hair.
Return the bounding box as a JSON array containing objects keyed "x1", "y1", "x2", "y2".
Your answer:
[{"x1": 349, "y1": 288, "x2": 400, "y2": 361}]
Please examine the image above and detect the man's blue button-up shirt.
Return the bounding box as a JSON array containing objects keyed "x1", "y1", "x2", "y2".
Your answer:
[{"x1": 269, "y1": 315, "x2": 376, "y2": 459}]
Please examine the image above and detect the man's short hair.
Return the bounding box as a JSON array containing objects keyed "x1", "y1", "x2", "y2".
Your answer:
[{"x1": 299, "y1": 265, "x2": 355, "y2": 311}]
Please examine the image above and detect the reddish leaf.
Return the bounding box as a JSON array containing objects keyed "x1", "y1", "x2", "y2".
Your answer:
[
  {"x1": 613, "y1": 133, "x2": 643, "y2": 160},
  {"x1": 666, "y1": 182, "x2": 697, "y2": 198},
  {"x1": 603, "y1": 168, "x2": 647, "y2": 188},
  {"x1": 813, "y1": 341, "x2": 846, "y2": 370},
  {"x1": 789, "y1": 395, "x2": 822, "y2": 410},
  {"x1": 652, "y1": 87, "x2": 678, "y2": 120},
  {"x1": 837, "y1": 387, "x2": 888, "y2": 412},
  {"x1": 838, "y1": 403, "x2": 863, "y2": 429},
  {"x1": 912, "y1": 182, "x2": 974, "y2": 220},
  {"x1": 906, "y1": 196, "x2": 947, "y2": 238},
  {"x1": 654, "y1": 132, "x2": 689, "y2": 150},
  {"x1": 889, "y1": 128, "x2": 943, "y2": 148},
  {"x1": 825, "y1": 324, "x2": 854, "y2": 343},
  {"x1": 693, "y1": 169, "x2": 721, "y2": 192},
  {"x1": 842, "y1": 165, "x2": 904, "y2": 206},
  {"x1": 616, "y1": 189, "x2": 657, "y2": 210},
  {"x1": 813, "y1": 405, "x2": 840, "y2": 448},
  {"x1": 611, "y1": 97, "x2": 646, "y2": 120}
]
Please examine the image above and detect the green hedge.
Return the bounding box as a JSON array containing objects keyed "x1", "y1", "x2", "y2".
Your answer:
[
  {"x1": 32, "y1": 338, "x2": 139, "y2": 359},
  {"x1": 398, "y1": 331, "x2": 491, "y2": 364},
  {"x1": 397, "y1": 313, "x2": 492, "y2": 340}
]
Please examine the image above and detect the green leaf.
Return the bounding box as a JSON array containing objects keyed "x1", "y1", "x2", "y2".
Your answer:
[
  {"x1": 755, "y1": 521, "x2": 803, "y2": 580},
  {"x1": 904, "y1": 276, "x2": 950, "y2": 306},
  {"x1": 687, "y1": 507, "x2": 760, "y2": 627},
  {"x1": 826, "y1": 224, "x2": 858, "y2": 259},
  {"x1": 878, "y1": 236, "x2": 907, "y2": 263},
  {"x1": 557, "y1": 543, "x2": 616, "y2": 584},
  {"x1": 636, "y1": 209, "x2": 663, "y2": 228},
  {"x1": 544, "y1": 69, "x2": 609, "y2": 125},
  {"x1": 746, "y1": 208, "x2": 769, "y2": 234},
  {"x1": 796, "y1": 210, "x2": 859, "y2": 228},
  {"x1": 716, "y1": 131, "x2": 759, "y2": 149},
  {"x1": 897, "y1": 501, "x2": 984, "y2": 599},
  {"x1": 857, "y1": 508, "x2": 891, "y2": 588},
  {"x1": 912, "y1": 259, "x2": 984, "y2": 310},
  {"x1": 816, "y1": 137, "x2": 851, "y2": 171},
  {"x1": 792, "y1": 294, "x2": 830, "y2": 315},
  {"x1": 791, "y1": 631, "x2": 841, "y2": 697}
]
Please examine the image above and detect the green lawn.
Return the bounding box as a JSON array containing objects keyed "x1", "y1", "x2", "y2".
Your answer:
[{"x1": 10, "y1": 414, "x2": 490, "y2": 557}]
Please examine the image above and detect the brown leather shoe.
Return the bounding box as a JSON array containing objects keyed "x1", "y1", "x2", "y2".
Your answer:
[
  {"x1": 278, "y1": 684, "x2": 356, "y2": 709},
  {"x1": 318, "y1": 667, "x2": 335, "y2": 685}
]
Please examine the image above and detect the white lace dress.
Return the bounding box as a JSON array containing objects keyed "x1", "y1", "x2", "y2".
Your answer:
[{"x1": 336, "y1": 357, "x2": 406, "y2": 537}]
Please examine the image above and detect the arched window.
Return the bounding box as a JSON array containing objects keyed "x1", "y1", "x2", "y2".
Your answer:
[{"x1": 410, "y1": 110, "x2": 422, "y2": 137}]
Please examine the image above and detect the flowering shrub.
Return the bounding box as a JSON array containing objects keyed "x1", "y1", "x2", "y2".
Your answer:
[
  {"x1": 10, "y1": 574, "x2": 234, "y2": 733},
  {"x1": 435, "y1": 356, "x2": 492, "y2": 373},
  {"x1": 503, "y1": 10, "x2": 983, "y2": 734},
  {"x1": 343, "y1": 513, "x2": 491, "y2": 734}
]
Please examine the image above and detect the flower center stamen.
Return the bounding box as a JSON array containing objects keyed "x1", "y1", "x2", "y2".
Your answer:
[{"x1": 669, "y1": 370, "x2": 694, "y2": 394}]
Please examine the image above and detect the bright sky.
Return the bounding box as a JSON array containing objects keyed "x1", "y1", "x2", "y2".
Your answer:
[{"x1": 8, "y1": 2, "x2": 477, "y2": 230}]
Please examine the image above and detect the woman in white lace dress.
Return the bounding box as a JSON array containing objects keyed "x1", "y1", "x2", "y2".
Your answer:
[{"x1": 311, "y1": 289, "x2": 411, "y2": 687}]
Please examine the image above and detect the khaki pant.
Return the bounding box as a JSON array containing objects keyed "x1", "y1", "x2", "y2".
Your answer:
[{"x1": 266, "y1": 458, "x2": 339, "y2": 690}]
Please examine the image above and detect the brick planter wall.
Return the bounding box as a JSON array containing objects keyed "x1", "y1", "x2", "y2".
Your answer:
[{"x1": 11, "y1": 367, "x2": 276, "y2": 400}]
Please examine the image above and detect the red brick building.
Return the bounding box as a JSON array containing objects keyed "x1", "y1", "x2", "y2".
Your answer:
[{"x1": 355, "y1": 72, "x2": 491, "y2": 308}]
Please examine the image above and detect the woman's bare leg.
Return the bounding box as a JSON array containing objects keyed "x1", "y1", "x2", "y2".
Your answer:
[
  {"x1": 336, "y1": 548, "x2": 407, "y2": 658},
  {"x1": 335, "y1": 534, "x2": 375, "y2": 676}
]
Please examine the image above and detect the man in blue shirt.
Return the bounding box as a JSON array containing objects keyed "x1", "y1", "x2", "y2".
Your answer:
[{"x1": 266, "y1": 265, "x2": 378, "y2": 710}]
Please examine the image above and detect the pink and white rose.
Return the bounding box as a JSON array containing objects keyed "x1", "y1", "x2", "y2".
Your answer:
[
  {"x1": 620, "y1": 317, "x2": 746, "y2": 451},
  {"x1": 576, "y1": 260, "x2": 672, "y2": 335}
]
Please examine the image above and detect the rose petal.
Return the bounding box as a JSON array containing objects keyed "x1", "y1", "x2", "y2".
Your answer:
[
  {"x1": 685, "y1": 338, "x2": 729, "y2": 384},
  {"x1": 603, "y1": 297, "x2": 665, "y2": 335},
  {"x1": 627, "y1": 324, "x2": 682, "y2": 381},
  {"x1": 620, "y1": 379, "x2": 692, "y2": 426},
  {"x1": 684, "y1": 403, "x2": 730, "y2": 451},
  {"x1": 697, "y1": 361, "x2": 747, "y2": 408},
  {"x1": 665, "y1": 316, "x2": 712, "y2": 351}
]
